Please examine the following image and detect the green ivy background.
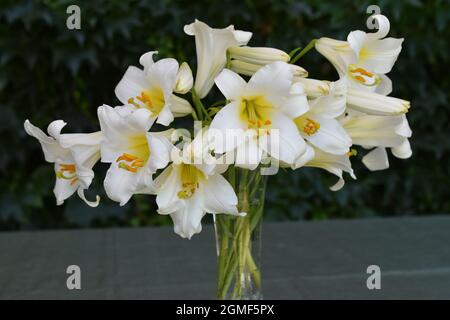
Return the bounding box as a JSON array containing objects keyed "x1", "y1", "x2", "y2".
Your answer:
[{"x1": 0, "y1": 0, "x2": 449, "y2": 230}]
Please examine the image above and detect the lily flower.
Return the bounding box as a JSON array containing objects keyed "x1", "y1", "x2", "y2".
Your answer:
[
  {"x1": 153, "y1": 130, "x2": 242, "y2": 239},
  {"x1": 97, "y1": 105, "x2": 172, "y2": 206},
  {"x1": 115, "y1": 51, "x2": 193, "y2": 126},
  {"x1": 24, "y1": 119, "x2": 101, "y2": 207},
  {"x1": 315, "y1": 14, "x2": 402, "y2": 92},
  {"x1": 209, "y1": 61, "x2": 309, "y2": 169},
  {"x1": 184, "y1": 19, "x2": 252, "y2": 98},
  {"x1": 293, "y1": 79, "x2": 352, "y2": 155},
  {"x1": 341, "y1": 112, "x2": 412, "y2": 171},
  {"x1": 293, "y1": 143, "x2": 356, "y2": 191},
  {"x1": 315, "y1": 14, "x2": 409, "y2": 115}
]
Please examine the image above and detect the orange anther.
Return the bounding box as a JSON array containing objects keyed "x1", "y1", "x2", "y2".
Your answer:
[
  {"x1": 354, "y1": 75, "x2": 366, "y2": 83},
  {"x1": 116, "y1": 153, "x2": 138, "y2": 162}
]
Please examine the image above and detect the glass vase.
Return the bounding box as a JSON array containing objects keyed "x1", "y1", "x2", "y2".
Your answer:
[{"x1": 214, "y1": 167, "x2": 268, "y2": 300}]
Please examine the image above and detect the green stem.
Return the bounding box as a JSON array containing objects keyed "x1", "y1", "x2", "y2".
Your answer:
[
  {"x1": 191, "y1": 89, "x2": 211, "y2": 121},
  {"x1": 215, "y1": 168, "x2": 266, "y2": 299},
  {"x1": 290, "y1": 39, "x2": 317, "y2": 64}
]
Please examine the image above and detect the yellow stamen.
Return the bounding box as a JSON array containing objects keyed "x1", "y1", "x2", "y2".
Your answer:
[
  {"x1": 128, "y1": 97, "x2": 140, "y2": 109},
  {"x1": 347, "y1": 148, "x2": 358, "y2": 157},
  {"x1": 70, "y1": 177, "x2": 78, "y2": 186},
  {"x1": 136, "y1": 91, "x2": 153, "y2": 107},
  {"x1": 130, "y1": 89, "x2": 165, "y2": 116},
  {"x1": 59, "y1": 164, "x2": 76, "y2": 173},
  {"x1": 350, "y1": 67, "x2": 373, "y2": 77},
  {"x1": 348, "y1": 64, "x2": 381, "y2": 87},
  {"x1": 116, "y1": 153, "x2": 145, "y2": 173},
  {"x1": 240, "y1": 97, "x2": 273, "y2": 132},
  {"x1": 118, "y1": 162, "x2": 137, "y2": 173},
  {"x1": 116, "y1": 153, "x2": 138, "y2": 162},
  {"x1": 354, "y1": 75, "x2": 366, "y2": 83},
  {"x1": 56, "y1": 164, "x2": 77, "y2": 180},
  {"x1": 302, "y1": 118, "x2": 320, "y2": 135},
  {"x1": 177, "y1": 164, "x2": 205, "y2": 199}
]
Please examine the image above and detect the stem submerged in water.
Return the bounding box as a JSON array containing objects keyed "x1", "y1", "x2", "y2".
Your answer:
[{"x1": 215, "y1": 167, "x2": 267, "y2": 300}]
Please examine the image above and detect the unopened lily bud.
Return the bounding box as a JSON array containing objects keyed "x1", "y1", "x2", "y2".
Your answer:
[
  {"x1": 229, "y1": 60, "x2": 261, "y2": 76},
  {"x1": 294, "y1": 78, "x2": 331, "y2": 98},
  {"x1": 228, "y1": 46, "x2": 290, "y2": 65},
  {"x1": 174, "y1": 62, "x2": 193, "y2": 94},
  {"x1": 291, "y1": 65, "x2": 308, "y2": 78},
  {"x1": 231, "y1": 59, "x2": 308, "y2": 78},
  {"x1": 347, "y1": 88, "x2": 410, "y2": 115}
]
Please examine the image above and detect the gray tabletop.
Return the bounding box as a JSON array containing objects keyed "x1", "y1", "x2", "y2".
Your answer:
[{"x1": 1, "y1": 216, "x2": 449, "y2": 299}]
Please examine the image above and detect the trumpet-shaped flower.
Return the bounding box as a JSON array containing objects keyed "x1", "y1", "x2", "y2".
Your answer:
[
  {"x1": 184, "y1": 19, "x2": 252, "y2": 98},
  {"x1": 24, "y1": 120, "x2": 101, "y2": 206},
  {"x1": 341, "y1": 112, "x2": 412, "y2": 170},
  {"x1": 209, "y1": 61, "x2": 309, "y2": 169},
  {"x1": 294, "y1": 143, "x2": 356, "y2": 191},
  {"x1": 316, "y1": 15, "x2": 402, "y2": 92},
  {"x1": 115, "y1": 51, "x2": 193, "y2": 126},
  {"x1": 97, "y1": 105, "x2": 172, "y2": 205},
  {"x1": 153, "y1": 130, "x2": 242, "y2": 239},
  {"x1": 293, "y1": 79, "x2": 351, "y2": 155},
  {"x1": 315, "y1": 14, "x2": 409, "y2": 115}
]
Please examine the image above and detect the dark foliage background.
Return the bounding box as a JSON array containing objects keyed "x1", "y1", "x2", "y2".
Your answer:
[{"x1": 0, "y1": 0, "x2": 449, "y2": 230}]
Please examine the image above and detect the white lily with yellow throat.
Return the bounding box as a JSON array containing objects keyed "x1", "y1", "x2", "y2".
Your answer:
[
  {"x1": 115, "y1": 51, "x2": 194, "y2": 126},
  {"x1": 97, "y1": 105, "x2": 172, "y2": 206},
  {"x1": 209, "y1": 61, "x2": 309, "y2": 170},
  {"x1": 24, "y1": 119, "x2": 101, "y2": 207},
  {"x1": 153, "y1": 130, "x2": 242, "y2": 239},
  {"x1": 315, "y1": 14, "x2": 409, "y2": 115}
]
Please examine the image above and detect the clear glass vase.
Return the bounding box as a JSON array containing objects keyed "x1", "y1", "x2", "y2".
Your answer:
[{"x1": 214, "y1": 167, "x2": 268, "y2": 300}]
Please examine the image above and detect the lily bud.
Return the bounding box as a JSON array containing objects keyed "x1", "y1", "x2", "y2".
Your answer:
[
  {"x1": 294, "y1": 78, "x2": 331, "y2": 98},
  {"x1": 228, "y1": 46, "x2": 290, "y2": 65},
  {"x1": 347, "y1": 88, "x2": 410, "y2": 115},
  {"x1": 174, "y1": 62, "x2": 193, "y2": 94},
  {"x1": 230, "y1": 59, "x2": 307, "y2": 78}
]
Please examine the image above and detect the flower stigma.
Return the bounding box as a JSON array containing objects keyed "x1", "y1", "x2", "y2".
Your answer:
[
  {"x1": 56, "y1": 164, "x2": 78, "y2": 185},
  {"x1": 116, "y1": 153, "x2": 145, "y2": 173}
]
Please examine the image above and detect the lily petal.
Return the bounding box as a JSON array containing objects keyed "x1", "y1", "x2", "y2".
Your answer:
[
  {"x1": 203, "y1": 174, "x2": 239, "y2": 214},
  {"x1": 215, "y1": 68, "x2": 247, "y2": 100},
  {"x1": 362, "y1": 147, "x2": 389, "y2": 171}
]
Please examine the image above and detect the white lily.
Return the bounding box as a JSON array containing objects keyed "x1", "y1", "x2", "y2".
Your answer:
[
  {"x1": 97, "y1": 105, "x2": 172, "y2": 205},
  {"x1": 316, "y1": 14, "x2": 402, "y2": 92},
  {"x1": 115, "y1": 51, "x2": 193, "y2": 126},
  {"x1": 184, "y1": 19, "x2": 252, "y2": 98},
  {"x1": 154, "y1": 130, "x2": 242, "y2": 239},
  {"x1": 209, "y1": 61, "x2": 309, "y2": 169},
  {"x1": 294, "y1": 143, "x2": 356, "y2": 191},
  {"x1": 24, "y1": 119, "x2": 101, "y2": 207},
  {"x1": 315, "y1": 14, "x2": 409, "y2": 115},
  {"x1": 293, "y1": 79, "x2": 351, "y2": 155},
  {"x1": 341, "y1": 112, "x2": 412, "y2": 171}
]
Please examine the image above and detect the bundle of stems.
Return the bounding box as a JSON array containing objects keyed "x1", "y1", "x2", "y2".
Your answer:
[{"x1": 215, "y1": 167, "x2": 267, "y2": 299}]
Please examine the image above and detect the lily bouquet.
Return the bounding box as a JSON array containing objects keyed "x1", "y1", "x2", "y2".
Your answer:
[{"x1": 25, "y1": 14, "x2": 411, "y2": 299}]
